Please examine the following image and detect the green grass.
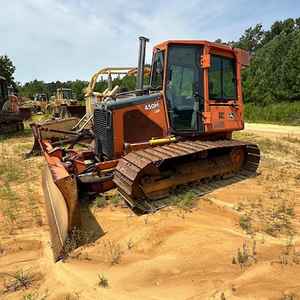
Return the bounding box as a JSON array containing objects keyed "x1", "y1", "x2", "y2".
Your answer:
[
  {"x1": 171, "y1": 190, "x2": 197, "y2": 209},
  {"x1": 93, "y1": 196, "x2": 107, "y2": 209},
  {"x1": 0, "y1": 128, "x2": 33, "y2": 141},
  {"x1": 0, "y1": 183, "x2": 19, "y2": 225},
  {"x1": 244, "y1": 102, "x2": 300, "y2": 125}
]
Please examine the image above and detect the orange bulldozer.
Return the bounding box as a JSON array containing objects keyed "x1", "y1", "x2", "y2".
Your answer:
[{"x1": 36, "y1": 37, "x2": 260, "y2": 261}]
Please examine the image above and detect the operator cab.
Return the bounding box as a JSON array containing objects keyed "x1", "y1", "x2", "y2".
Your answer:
[{"x1": 150, "y1": 40, "x2": 245, "y2": 137}]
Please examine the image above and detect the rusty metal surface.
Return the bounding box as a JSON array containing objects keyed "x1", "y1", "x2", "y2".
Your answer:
[
  {"x1": 27, "y1": 118, "x2": 80, "y2": 157},
  {"x1": 42, "y1": 151, "x2": 81, "y2": 261},
  {"x1": 114, "y1": 139, "x2": 260, "y2": 209},
  {"x1": 42, "y1": 165, "x2": 69, "y2": 261}
]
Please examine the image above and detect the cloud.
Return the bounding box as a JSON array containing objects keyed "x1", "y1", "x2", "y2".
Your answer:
[{"x1": 0, "y1": 0, "x2": 299, "y2": 82}]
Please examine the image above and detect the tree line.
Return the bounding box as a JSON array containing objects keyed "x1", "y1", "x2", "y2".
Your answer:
[
  {"x1": 15, "y1": 77, "x2": 137, "y2": 101},
  {"x1": 1, "y1": 17, "x2": 300, "y2": 105},
  {"x1": 234, "y1": 18, "x2": 300, "y2": 104}
]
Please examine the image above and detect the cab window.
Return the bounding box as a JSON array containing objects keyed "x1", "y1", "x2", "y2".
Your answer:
[
  {"x1": 151, "y1": 51, "x2": 164, "y2": 89},
  {"x1": 209, "y1": 55, "x2": 237, "y2": 100}
]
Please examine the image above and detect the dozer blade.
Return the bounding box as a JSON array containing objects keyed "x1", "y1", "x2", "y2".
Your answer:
[{"x1": 42, "y1": 154, "x2": 81, "y2": 261}]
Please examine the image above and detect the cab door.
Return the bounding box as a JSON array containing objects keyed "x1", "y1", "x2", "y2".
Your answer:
[{"x1": 165, "y1": 45, "x2": 204, "y2": 134}]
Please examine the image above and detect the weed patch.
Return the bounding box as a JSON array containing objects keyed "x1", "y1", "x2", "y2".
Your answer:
[
  {"x1": 92, "y1": 192, "x2": 121, "y2": 209},
  {"x1": 22, "y1": 291, "x2": 49, "y2": 300},
  {"x1": 93, "y1": 196, "x2": 107, "y2": 209},
  {"x1": 63, "y1": 292, "x2": 80, "y2": 300},
  {"x1": 109, "y1": 194, "x2": 121, "y2": 206},
  {"x1": 232, "y1": 240, "x2": 257, "y2": 269},
  {"x1": 169, "y1": 189, "x2": 198, "y2": 210},
  {"x1": 62, "y1": 228, "x2": 93, "y2": 260},
  {"x1": 98, "y1": 274, "x2": 109, "y2": 288},
  {"x1": 102, "y1": 240, "x2": 122, "y2": 265},
  {"x1": 3, "y1": 269, "x2": 33, "y2": 293},
  {"x1": 239, "y1": 215, "x2": 252, "y2": 234},
  {"x1": 273, "y1": 235, "x2": 300, "y2": 266},
  {"x1": 0, "y1": 183, "x2": 19, "y2": 228},
  {"x1": 280, "y1": 294, "x2": 299, "y2": 300},
  {"x1": 236, "y1": 194, "x2": 295, "y2": 237},
  {"x1": 257, "y1": 138, "x2": 289, "y2": 155}
]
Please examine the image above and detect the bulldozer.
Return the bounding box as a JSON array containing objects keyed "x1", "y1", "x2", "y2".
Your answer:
[
  {"x1": 37, "y1": 37, "x2": 260, "y2": 261},
  {"x1": 0, "y1": 76, "x2": 25, "y2": 134},
  {"x1": 29, "y1": 93, "x2": 49, "y2": 113},
  {"x1": 47, "y1": 88, "x2": 84, "y2": 118}
]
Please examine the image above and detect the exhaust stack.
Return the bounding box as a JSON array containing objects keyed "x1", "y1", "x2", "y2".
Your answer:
[{"x1": 136, "y1": 36, "x2": 149, "y2": 93}]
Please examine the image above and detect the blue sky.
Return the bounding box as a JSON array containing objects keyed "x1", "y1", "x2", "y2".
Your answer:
[{"x1": 0, "y1": 0, "x2": 299, "y2": 83}]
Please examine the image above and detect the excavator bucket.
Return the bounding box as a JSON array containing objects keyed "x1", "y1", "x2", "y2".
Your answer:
[{"x1": 42, "y1": 152, "x2": 81, "y2": 261}]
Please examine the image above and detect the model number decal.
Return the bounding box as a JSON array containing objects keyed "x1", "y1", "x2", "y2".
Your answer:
[{"x1": 144, "y1": 102, "x2": 160, "y2": 111}]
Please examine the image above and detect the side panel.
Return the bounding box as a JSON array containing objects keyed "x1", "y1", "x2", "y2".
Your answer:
[
  {"x1": 112, "y1": 95, "x2": 169, "y2": 158},
  {"x1": 204, "y1": 105, "x2": 243, "y2": 132}
]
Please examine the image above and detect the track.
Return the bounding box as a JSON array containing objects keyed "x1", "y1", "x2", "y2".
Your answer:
[{"x1": 114, "y1": 139, "x2": 260, "y2": 212}]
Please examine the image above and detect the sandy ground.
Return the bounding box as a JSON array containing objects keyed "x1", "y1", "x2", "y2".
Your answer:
[{"x1": 0, "y1": 124, "x2": 300, "y2": 300}]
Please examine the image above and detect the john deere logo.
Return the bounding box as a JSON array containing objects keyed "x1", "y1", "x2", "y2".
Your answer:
[{"x1": 228, "y1": 112, "x2": 235, "y2": 120}]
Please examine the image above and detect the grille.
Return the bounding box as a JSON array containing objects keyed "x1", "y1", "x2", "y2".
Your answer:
[
  {"x1": 94, "y1": 108, "x2": 113, "y2": 158},
  {"x1": 94, "y1": 108, "x2": 107, "y2": 136}
]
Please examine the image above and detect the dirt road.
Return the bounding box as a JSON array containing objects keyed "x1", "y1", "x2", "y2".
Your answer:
[
  {"x1": 245, "y1": 122, "x2": 300, "y2": 137},
  {"x1": 0, "y1": 124, "x2": 300, "y2": 300}
]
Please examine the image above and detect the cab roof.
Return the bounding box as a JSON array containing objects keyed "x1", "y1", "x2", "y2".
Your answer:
[
  {"x1": 154, "y1": 40, "x2": 235, "y2": 52},
  {"x1": 153, "y1": 40, "x2": 250, "y2": 66}
]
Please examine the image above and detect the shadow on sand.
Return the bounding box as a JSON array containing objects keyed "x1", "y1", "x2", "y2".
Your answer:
[{"x1": 79, "y1": 204, "x2": 106, "y2": 244}]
